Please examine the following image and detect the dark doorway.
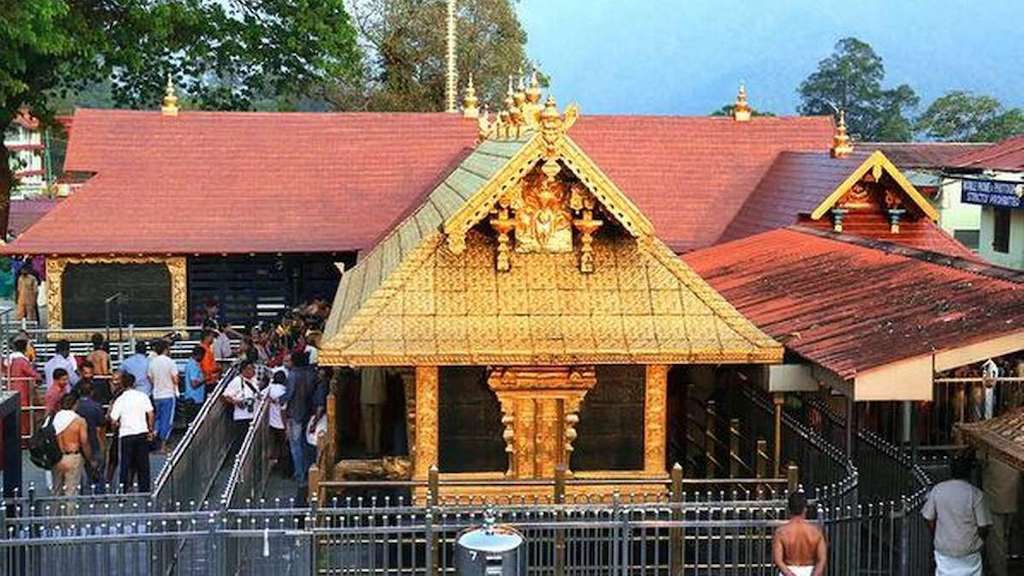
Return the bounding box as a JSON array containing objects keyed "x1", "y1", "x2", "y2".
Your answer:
[
  {"x1": 438, "y1": 367, "x2": 505, "y2": 473},
  {"x1": 572, "y1": 365, "x2": 645, "y2": 471}
]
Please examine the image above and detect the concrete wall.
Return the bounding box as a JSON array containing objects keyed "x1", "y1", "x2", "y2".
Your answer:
[
  {"x1": 935, "y1": 177, "x2": 981, "y2": 249},
  {"x1": 978, "y1": 205, "x2": 1024, "y2": 270}
]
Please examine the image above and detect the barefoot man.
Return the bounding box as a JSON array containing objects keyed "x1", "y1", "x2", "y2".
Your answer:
[
  {"x1": 772, "y1": 492, "x2": 827, "y2": 576},
  {"x1": 52, "y1": 392, "x2": 93, "y2": 496}
]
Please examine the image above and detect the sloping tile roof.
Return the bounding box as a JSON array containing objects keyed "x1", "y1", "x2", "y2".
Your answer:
[
  {"x1": 8, "y1": 199, "x2": 58, "y2": 236},
  {"x1": 570, "y1": 115, "x2": 834, "y2": 252},
  {"x1": 719, "y1": 151, "x2": 870, "y2": 242},
  {"x1": 5, "y1": 109, "x2": 480, "y2": 255},
  {"x1": 683, "y1": 226, "x2": 1024, "y2": 380},
  {"x1": 2, "y1": 109, "x2": 833, "y2": 256},
  {"x1": 321, "y1": 130, "x2": 782, "y2": 366},
  {"x1": 797, "y1": 216, "x2": 980, "y2": 261},
  {"x1": 863, "y1": 142, "x2": 990, "y2": 169},
  {"x1": 719, "y1": 150, "x2": 973, "y2": 259},
  {"x1": 949, "y1": 135, "x2": 1024, "y2": 171},
  {"x1": 959, "y1": 408, "x2": 1024, "y2": 471}
]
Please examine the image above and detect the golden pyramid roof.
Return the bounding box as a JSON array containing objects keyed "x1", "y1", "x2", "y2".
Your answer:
[{"x1": 320, "y1": 105, "x2": 781, "y2": 366}]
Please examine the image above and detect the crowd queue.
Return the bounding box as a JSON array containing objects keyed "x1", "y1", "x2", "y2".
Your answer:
[{"x1": 4, "y1": 298, "x2": 334, "y2": 496}]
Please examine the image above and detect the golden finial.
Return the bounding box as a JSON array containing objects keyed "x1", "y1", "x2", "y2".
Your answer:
[
  {"x1": 504, "y1": 76, "x2": 516, "y2": 111},
  {"x1": 161, "y1": 74, "x2": 179, "y2": 116},
  {"x1": 831, "y1": 109, "x2": 853, "y2": 158},
  {"x1": 513, "y1": 69, "x2": 527, "y2": 108},
  {"x1": 477, "y1": 105, "x2": 492, "y2": 140},
  {"x1": 526, "y1": 70, "x2": 542, "y2": 104},
  {"x1": 462, "y1": 74, "x2": 479, "y2": 119},
  {"x1": 733, "y1": 82, "x2": 751, "y2": 122}
]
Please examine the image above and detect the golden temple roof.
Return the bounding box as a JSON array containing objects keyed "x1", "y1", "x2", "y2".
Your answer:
[{"x1": 320, "y1": 107, "x2": 782, "y2": 367}]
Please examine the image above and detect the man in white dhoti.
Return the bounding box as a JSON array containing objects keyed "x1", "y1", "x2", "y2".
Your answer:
[
  {"x1": 922, "y1": 457, "x2": 992, "y2": 576},
  {"x1": 772, "y1": 492, "x2": 827, "y2": 576}
]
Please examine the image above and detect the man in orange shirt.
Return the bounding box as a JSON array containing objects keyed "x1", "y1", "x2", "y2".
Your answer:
[{"x1": 199, "y1": 330, "x2": 221, "y2": 389}]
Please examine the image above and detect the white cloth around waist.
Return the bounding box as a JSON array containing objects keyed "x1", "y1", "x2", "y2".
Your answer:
[
  {"x1": 934, "y1": 551, "x2": 982, "y2": 576},
  {"x1": 780, "y1": 566, "x2": 814, "y2": 576}
]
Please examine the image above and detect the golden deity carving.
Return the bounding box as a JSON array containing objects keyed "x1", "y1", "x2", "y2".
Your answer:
[{"x1": 510, "y1": 161, "x2": 574, "y2": 253}]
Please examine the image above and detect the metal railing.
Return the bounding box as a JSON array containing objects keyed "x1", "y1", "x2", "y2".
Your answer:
[
  {"x1": 0, "y1": 496, "x2": 924, "y2": 576},
  {"x1": 219, "y1": 395, "x2": 272, "y2": 510},
  {"x1": 152, "y1": 366, "x2": 240, "y2": 509}
]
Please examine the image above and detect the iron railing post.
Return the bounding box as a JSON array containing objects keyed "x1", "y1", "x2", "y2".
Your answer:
[
  {"x1": 728, "y1": 418, "x2": 741, "y2": 478},
  {"x1": 670, "y1": 463, "x2": 683, "y2": 576},
  {"x1": 705, "y1": 400, "x2": 717, "y2": 478},
  {"x1": 554, "y1": 465, "x2": 566, "y2": 576}
]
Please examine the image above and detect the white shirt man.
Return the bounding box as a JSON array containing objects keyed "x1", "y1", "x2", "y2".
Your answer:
[
  {"x1": 108, "y1": 373, "x2": 156, "y2": 492},
  {"x1": 223, "y1": 362, "x2": 260, "y2": 422},
  {"x1": 43, "y1": 348, "x2": 79, "y2": 390},
  {"x1": 147, "y1": 352, "x2": 180, "y2": 401},
  {"x1": 922, "y1": 459, "x2": 993, "y2": 576}
]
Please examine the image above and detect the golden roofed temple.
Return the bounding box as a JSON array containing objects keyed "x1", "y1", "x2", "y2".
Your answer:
[{"x1": 316, "y1": 88, "x2": 783, "y2": 500}]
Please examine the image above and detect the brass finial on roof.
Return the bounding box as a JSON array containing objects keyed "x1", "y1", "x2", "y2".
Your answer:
[
  {"x1": 462, "y1": 74, "x2": 479, "y2": 119},
  {"x1": 513, "y1": 69, "x2": 527, "y2": 108},
  {"x1": 526, "y1": 70, "x2": 542, "y2": 104},
  {"x1": 831, "y1": 109, "x2": 854, "y2": 158},
  {"x1": 733, "y1": 82, "x2": 751, "y2": 122},
  {"x1": 161, "y1": 74, "x2": 179, "y2": 116}
]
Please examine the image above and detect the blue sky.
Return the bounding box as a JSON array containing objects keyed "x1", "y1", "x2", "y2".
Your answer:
[{"x1": 517, "y1": 0, "x2": 1024, "y2": 116}]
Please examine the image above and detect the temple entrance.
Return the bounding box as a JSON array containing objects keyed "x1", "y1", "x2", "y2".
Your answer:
[{"x1": 337, "y1": 368, "x2": 410, "y2": 459}]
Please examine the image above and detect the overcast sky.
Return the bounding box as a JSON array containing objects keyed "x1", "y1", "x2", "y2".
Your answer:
[{"x1": 517, "y1": 0, "x2": 1024, "y2": 116}]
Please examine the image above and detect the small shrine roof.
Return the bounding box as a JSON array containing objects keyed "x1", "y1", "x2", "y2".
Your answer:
[
  {"x1": 684, "y1": 226, "x2": 1024, "y2": 382},
  {"x1": 959, "y1": 408, "x2": 1024, "y2": 471}
]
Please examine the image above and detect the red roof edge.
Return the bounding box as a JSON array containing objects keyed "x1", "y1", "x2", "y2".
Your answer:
[{"x1": 788, "y1": 224, "x2": 1024, "y2": 283}]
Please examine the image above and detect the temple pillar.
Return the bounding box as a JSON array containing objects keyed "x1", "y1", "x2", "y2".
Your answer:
[
  {"x1": 644, "y1": 365, "x2": 669, "y2": 475},
  {"x1": 413, "y1": 366, "x2": 439, "y2": 479},
  {"x1": 487, "y1": 367, "x2": 595, "y2": 480}
]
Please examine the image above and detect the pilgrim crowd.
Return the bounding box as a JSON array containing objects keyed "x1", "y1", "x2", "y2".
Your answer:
[{"x1": 3, "y1": 298, "x2": 335, "y2": 496}]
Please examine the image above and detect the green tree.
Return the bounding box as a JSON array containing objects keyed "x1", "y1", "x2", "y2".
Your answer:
[
  {"x1": 916, "y1": 91, "x2": 1024, "y2": 142},
  {"x1": 798, "y1": 37, "x2": 919, "y2": 141},
  {"x1": 341, "y1": 0, "x2": 535, "y2": 112},
  {"x1": 1, "y1": 0, "x2": 361, "y2": 232},
  {"x1": 972, "y1": 109, "x2": 1024, "y2": 142}
]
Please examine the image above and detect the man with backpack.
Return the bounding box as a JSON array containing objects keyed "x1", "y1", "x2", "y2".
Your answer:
[{"x1": 51, "y1": 393, "x2": 92, "y2": 496}]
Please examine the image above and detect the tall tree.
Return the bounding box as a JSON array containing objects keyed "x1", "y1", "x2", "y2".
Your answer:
[
  {"x1": 798, "y1": 37, "x2": 919, "y2": 141},
  {"x1": 1, "y1": 0, "x2": 361, "y2": 233},
  {"x1": 916, "y1": 91, "x2": 1024, "y2": 142},
  {"x1": 342, "y1": 0, "x2": 534, "y2": 112}
]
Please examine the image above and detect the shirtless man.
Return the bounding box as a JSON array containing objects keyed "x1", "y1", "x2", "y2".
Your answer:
[
  {"x1": 772, "y1": 492, "x2": 827, "y2": 576},
  {"x1": 52, "y1": 393, "x2": 93, "y2": 496}
]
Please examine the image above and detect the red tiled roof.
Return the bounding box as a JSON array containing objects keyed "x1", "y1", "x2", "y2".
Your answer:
[
  {"x1": 7, "y1": 109, "x2": 480, "y2": 255},
  {"x1": 797, "y1": 215, "x2": 981, "y2": 261},
  {"x1": 718, "y1": 150, "x2": 976, "y2": 260},
  {"x1": 570, "y1": 115, "x2": 834, "y2": 251},
  {"x1": 949, "y1": 135, "x2": 1024, "y2": 171},
  {"x1": 8, "y1": 199, "x2": 58, "y2": 236},
  {"x1": 863, "y1": 142, "x2": 989, "y2": 169},
  {"x1": 719, "y1": 151, "x2": 869, "y2": 243},
  {"x1": 4, "y1": 110, "x2": 834, "y2": 256},
  {"x1": 683, "y1": 227, "x2": 1024, "y2": 379}
]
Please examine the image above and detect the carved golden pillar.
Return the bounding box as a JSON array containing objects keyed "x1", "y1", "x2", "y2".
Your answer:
[
  {"x1": 488, "y1": 367, "x2": 595, "y2": 480},
  {"x1": 413, "y1": 366, "x2": 439, "y2": 479},
  {"x1": 644, "y1": 365, "x2": 669, "y2": 475}
]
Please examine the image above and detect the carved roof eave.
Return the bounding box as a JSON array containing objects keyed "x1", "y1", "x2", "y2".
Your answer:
[
  {"x1": 441, "y1": 132, "x2": 655, "y2": 255},
  {"x1": 810, "y1": 150, "x2": 940, "y2": 221}
]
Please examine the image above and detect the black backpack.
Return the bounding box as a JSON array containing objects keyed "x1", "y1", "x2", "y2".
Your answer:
[{"x1": 28, "y1": 417, "x2": 63, "y2": 470}]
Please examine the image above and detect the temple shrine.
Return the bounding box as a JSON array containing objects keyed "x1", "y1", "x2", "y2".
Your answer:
[{"x1": 317, "y1": 92, "x2": 782, "y2": 498}]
